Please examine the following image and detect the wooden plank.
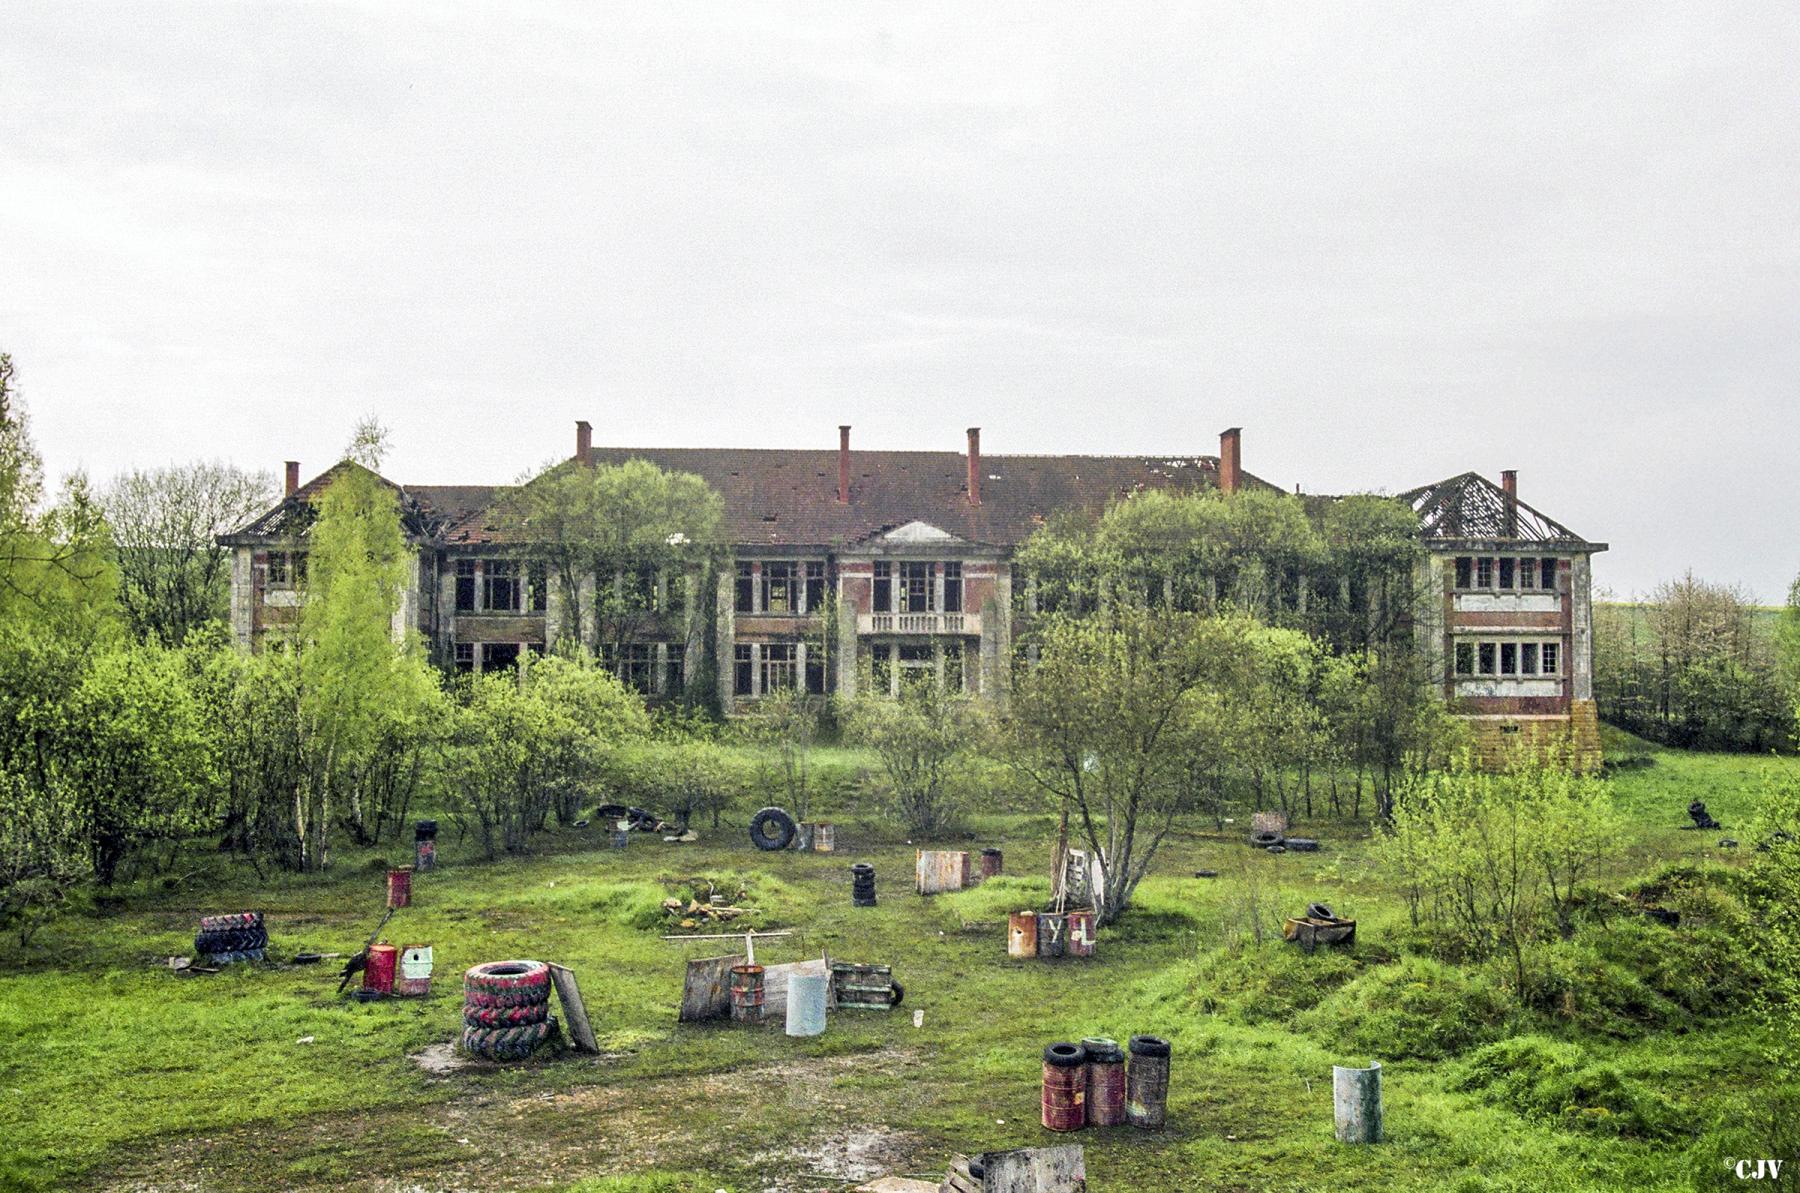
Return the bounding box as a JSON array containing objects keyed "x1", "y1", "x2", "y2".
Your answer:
[
  {"x1": 761, "y1": 956, "x2": 829, "y2": 1022},
  {"x1": 547, "y1": 963, "x2": 599, "y2": 1052},
  {"x1": 678, "y1": 953, "x2": 746, "y2": 1023},
  {"x1": 917, "y1": 850, "x2": 970, "y2": 895},
  {"x1": 977, "y1": 1145, "x2": 1086, "y2": 1193}
]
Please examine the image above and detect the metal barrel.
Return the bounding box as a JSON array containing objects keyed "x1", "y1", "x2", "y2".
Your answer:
[
  {"x1": 414, "y1": 820, "x2": 438, "y2": 870},
  {"x1": 851, "y1": 863, "x2": 877, "y2": 907},
  {"x1": 1127, "y1": 1035, "x2": 1172, "y2": 1129},
  {"x1": 1041, "y1": 1042, "x2": 1088, "y2": 1131},
  {"x1": 729, "y1": 964, "x2": 765, "y2": 1024},
  {"x1": 364, "y1": 942, "x2": 398, "y2": 994},
  {"x1": 785, "y1": 972, "x2": 828, "y2": 1037},
  {"x1": 814, "y1": 823, "x2": 836, "y2": 853},
  {"x1": 1066, "y1": 909, "x2": 1095, "y2": 957},
  {"x1": 386, "y1": 867, "x2": 413, "y2": 909},
  {"x1": 611, "y1": 830, "x2": 630, "y2": 850},
  {"x1": 397, "y1": 944, "x2": 433, "y2": 997},
  {"x1": 979, "y1": 847, "x2": 1003, "y2": 881},
  {"x1": 1333, "y1": 1061, "x2": 1383, "y2": 1144},
  {"x1": 1008, "y1": 911, "x2": 1038, "y2": 958},
  {"x1": 1082, "y1": 1038, "x2": 1126, "y2": 1126},
  {"x1": 1036, "y1": 913, "x2": 1067, "y2": 958}
]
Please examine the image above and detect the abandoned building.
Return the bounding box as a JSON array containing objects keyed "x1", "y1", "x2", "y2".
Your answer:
[{"x1": 221, "y1": 424, "x2": 1605, "y2": 763}]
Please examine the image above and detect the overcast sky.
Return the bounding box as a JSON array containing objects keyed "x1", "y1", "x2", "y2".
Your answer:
[{"x1": 4, "y1": 4, "x2": 1797, "y2": 600}]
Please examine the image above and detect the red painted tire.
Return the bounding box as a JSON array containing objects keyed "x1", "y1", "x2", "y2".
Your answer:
[
  {"x1": 464, "y1": 1002, "x2": 550, "y2": 1028},
  {"x1": 461, "y1": 1019, "x2": 553, "y2": 1060},
  {"x1": 464, "y1": 960, "x2": 550, "y2": 995},
  {"x1": 462, "y1": 984, "x2": 553, "y2": 1010}
]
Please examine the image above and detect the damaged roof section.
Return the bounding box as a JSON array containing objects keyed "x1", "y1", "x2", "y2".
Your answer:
[{"x1": 1400, "y1": 472, "x2": 1605, "y2": 551}]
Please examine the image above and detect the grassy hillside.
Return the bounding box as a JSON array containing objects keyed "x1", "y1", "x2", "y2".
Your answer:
[{"x1": 0, "y1": 741, "x2": 1793, "y2": 1192}]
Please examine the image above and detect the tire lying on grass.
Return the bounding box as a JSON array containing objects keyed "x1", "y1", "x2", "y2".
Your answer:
[
  {"x1": 193, "y1": 927, "x2": 269, "y2": 955},
  {"x1": 461, "y1": 1019, "x2": 555, "y2": 1061},
  {"x1": 749, "y1": 806, "x2": 798, "y2": 852},
  {"x1": 1249, "y1": 830, "x2": 1283, "y2": 848}
]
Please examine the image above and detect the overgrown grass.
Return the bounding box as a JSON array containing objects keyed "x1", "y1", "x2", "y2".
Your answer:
[{"x1": 0, "y1": 741, "x2": 1793, "y2": 1191}]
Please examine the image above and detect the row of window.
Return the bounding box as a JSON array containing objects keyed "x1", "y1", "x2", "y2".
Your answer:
[
  {"x1": 732, "y1": 643, "x2": 830, "y2": 695},
  {"x1": 265, "y1": 551, "x2": 307, "y2": 587},
  {"x1": 1453, "y1": 639, "x2": 1563, "y2": 678},
  {"x1": 455, "y1": 560, "x2": 549, "y2": 614},
  {"x1": 735, "y1": 562, "x2": 829, "y2": 615},
  {"x1": 1454, "y1": 556, "x2": 1561, "y2": 593},
  {"x1": 452, "y1": 640, "x2": 689, "y2": 695},
  {"x1": 873, "y1": 561, "x2": 962, "y2": 614}
]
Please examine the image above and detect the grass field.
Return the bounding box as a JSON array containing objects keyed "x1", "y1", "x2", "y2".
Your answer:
[{"x1": 1, "y1": 734, "x2": 1794, "y2": 1192}]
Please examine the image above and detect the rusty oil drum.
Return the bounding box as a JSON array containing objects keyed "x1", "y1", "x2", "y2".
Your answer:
[
  {"x1": 1008, "y1": 911, "x2": 1038, "y2": 958},
  {"x1": 1127, "y1": 1034, "x2": 1172, "y2": 1129},
  {"x1": 1083, "y1": 1037, "x2": 1127, "y2": 1126},
  {"x1": 729, "y1": 964, "x2": 765, "y2": 1024},
  {"x1": 1066, "y1": 909, "x2": 1095, "y2": 957},
  {"x1": 979, "y1": 848, "x2": 1003, "y2": 881},
  {"x1": 386, "y1": 866, "x2": 413, "y2": 909},
  {"x1": 1041, "y1": 1042, "x2": 1088, "y2": 1131},
  {"x1": 364, "y1": 942, "x2": 398, "y2": 995},
  {"x1": 1036, "y1": 913, "x2": 1067, "y2": 958}
]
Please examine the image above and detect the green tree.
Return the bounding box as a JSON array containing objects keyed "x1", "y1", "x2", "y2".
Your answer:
[
  {"x1": 847, "y1": 679, "x2": 982, "y2": 837},
  {"x1": 101, "y1": 461, "x2": 275, "y2": 645},
  {"x1": 498, "y1": 458, "x2": 724, "y2": 665}
]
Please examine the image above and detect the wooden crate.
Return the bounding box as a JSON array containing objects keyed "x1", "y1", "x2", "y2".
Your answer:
[
  {"x1": 830, "y1": 962, "x2": 898, "y2": 1010},
  {"x1": 916, "y1": 850, "x2": 970, "y2": 895}
]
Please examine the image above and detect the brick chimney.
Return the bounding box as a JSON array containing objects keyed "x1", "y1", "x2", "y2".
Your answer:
[
  {"x1": 838, "y1": 425, "x2": 851, "y2": 503},
  {"x1": 284, "y1": 461, "x2": 300, "y2": 496},
  {"x1": 575, "y1": 420, "x2": 592, "y2": 465},
  {"x1": 966, "y1": 427, "x2": 981, "y2": 506},
  {"x1": 1501, "y1": 469, "x2": 1518, "y2": 537},
  {"x1": 1218, "y1": 427, "x2": 1242, "y2": 496}
]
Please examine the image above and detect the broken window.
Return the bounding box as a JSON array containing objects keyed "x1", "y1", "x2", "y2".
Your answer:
[
  {"x1": 267, "y1": 553, "x2": 287, "y2": 585},
  {"x1": 628, "y1": 566, "x2": 658, "y2": 612},
  {"x1": 1454, "y1": 642, "x2": 1475, "y2": 675},
  {"x1": 1498, "y1": 558, "x2": 1515, "y2": 590},
  {"x1": 455, "y1": 560, "x2": 477, "y2": 612},
  {"x1": 528, "y1": 562, "x2": 548, "y2": 612},
  {"x1": 1541, "y1": 641, "x2": 1560, "y2": 675},
  {"x1": 621, "y1": 643, "x2": 654, "y2": 692},
  {"x1": 734, "y1": 644, "x2": 753, "y2": 695},
  {"x1": 870, "y1": 643, "x2": 891, "y2": 693},
  {"x1": 1478, "y1": 642, "x2": 1496, "y2": 675},
  {"x1": 804, "y1": 562, "x2": 826, "y2": 613},
  {"x1": 1476, "y1": 557, "x2": 1495, "y2": 588},
  {"x1": 873, "y1": 562, "x2": 892, "y2": 613},
  {"x1": 1518, "y1": 558, "x2": 1536, "y2": 590},
  {"x1": 1521, "y1": 642, "x2": 1539, "y2": 674},
  {"x1": 485, "y1": 560, "x2": 521, "y2": 612},
  {"x1": 483, "y1": 642, "x2": 520, "y2": 672},
  {"x1": 665, "y1": 572, "x2": 687, "y2": 619},
  {"x1": 454, "y1": 642, "x2": 475, "y2": 674},
  {"x1": 1454, "y1": 557, "x2": 1473, "y2": 589},
  {"x1": 805, "y1": 645, "x2": 826, "y2": 694},
  {"x1": 943, "y1": 562, "x2": 963, "y2": 613},
  {"x1": 735, "y1": 563, "x2": 755, "y2": 614},
  {"x1": 666, "y1": 644, "x2": 685, "y2": 694},
  {"x1": 1500, "y1": 642, "x2": 1518, "y2": 675},
  {"x1": 1541, "y1": 558, "x2": 1558, "y2": 591},
  {"x1": 901, "y1": 562, "x2": 933, "y2": 613},
  {"x1": 944, "y1": 640, "x2": 964, "y2": 691},
  {"x1": 764, "y1": 562, "x2": 796, "y2": 614},
  {"x1": 762, "y1": 643, "x2": 797, "y2": 691}
]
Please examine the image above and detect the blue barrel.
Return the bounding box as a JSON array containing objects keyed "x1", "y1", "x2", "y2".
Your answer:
[{"x1": 785, "y1": 972, "x2": 828, "y2": 1037}]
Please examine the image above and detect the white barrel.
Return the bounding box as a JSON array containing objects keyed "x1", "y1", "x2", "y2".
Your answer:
[
  {"x1": 785, "y1": 972, "x2": 828, "y2": 1037},
  {"x1": 1333, "y1": 1061, "x2": 1383, "y2": 1143}
]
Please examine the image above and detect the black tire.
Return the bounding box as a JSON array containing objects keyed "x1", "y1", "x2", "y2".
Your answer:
[
  {"x1": 461, "y1": 1019, "x2": 553, "y2": 1060},
  {"x1": 1249, "y1": 831, "x2": 1282, "y2": 848},
  {"x1": 749, "y1": 807, "x2": 797, "y2": 852},
  {"x1": 1306, "y1": 902, "x2": 1335, "y2": 920},
  {"x1": 1285, "y1": 838, "x2": 1320, "y2": 853},
  {"x1": 889, "y1": 980, "x2": 904, "y2": 1008},
  {"x1": 1043, "y1": 1042, "x2": 1087, "y2": 1067},
  {"x1": 1129, "y1": 1034, "x2": 1171, "y2": 1058}
]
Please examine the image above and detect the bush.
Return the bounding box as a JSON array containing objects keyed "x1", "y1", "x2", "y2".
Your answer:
[
  {"x1": 1523, "y1": 918, "x2": 1760, "y2": 1037},
  {"x1": 1453, "y1": 1036, "x2": 1683, "y2": 1140},
  {"x1": 1298, "y1": 956, "x2": 1518, "y2": 1060},
  {"x1": 1187, "y1": 942, "x2": 1363, "y2": 1023}
]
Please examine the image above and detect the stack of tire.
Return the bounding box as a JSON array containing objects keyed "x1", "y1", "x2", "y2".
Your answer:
[
  {"x1": 462, "y1": 960, "x2": 556, "y2": 1061},
  {"x1": 194, "y1": 912, "x2": 266, "y2": 963}
]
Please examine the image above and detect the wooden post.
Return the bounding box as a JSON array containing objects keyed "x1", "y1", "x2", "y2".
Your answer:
[
  {"x1": 1333, "y1": 1061, "x2": 1383, "y2": 1143},
  {"x1": 548, "y1": 963, "x2": 598, "y2": 1053}
]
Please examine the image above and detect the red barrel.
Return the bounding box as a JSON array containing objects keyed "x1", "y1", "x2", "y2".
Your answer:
[
  {"x1": 1042, "y1": 1042, "x2": 1087, "y2": 1131},
  {"x1": 1083, "y1": 1038, "x2": 1126, "y2": 1126},
  {"x1": 364, "y1": 942, "x2": 398, "y2": 994},
  {"x1": 979, "y1": 848, "x2": 1003, "y2": 881},
  {"x1": 1067, "y1": 909, "x2": 1095, "y2": 957},
  {"x1": 387, "y1": 867, "x2": 413, "y2": 909},
  {"x1": 729, "y1": 964, "x2": 765, "y2": 1024}
]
